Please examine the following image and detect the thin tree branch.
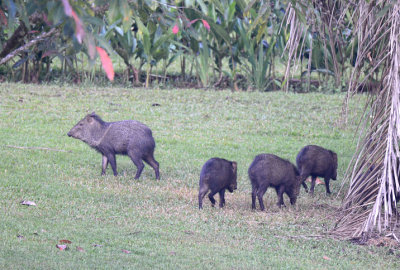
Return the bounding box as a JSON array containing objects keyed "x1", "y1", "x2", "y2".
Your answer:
[{"x1": 0, "y1": 28, "x2": 58, "y2": 66}]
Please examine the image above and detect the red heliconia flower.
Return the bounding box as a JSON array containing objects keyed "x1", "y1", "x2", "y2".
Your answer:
[
  {"x1": 96, "y1": 47, "x2": 115, "y2": 81},
  {"x1": 188, "y1": 19, "x2": 210, "y2": 31},
  {"x1": 61, "y1": 0, "x2": 85, "y2": 43},
  {"x1": 71, "y1": 10, "x2": 84, "y2": 43},
  {"x1": 189, "y1": 19, "x2": 199, "y2": 26},
  {"x1": 172, "y1": 24, "x2": 179, "y2": 34},
  {"x1": 201, "y1": 19, "x2": 210, "y2": 31}
]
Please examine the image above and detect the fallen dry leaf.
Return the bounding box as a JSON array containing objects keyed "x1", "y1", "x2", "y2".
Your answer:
[
  {"x1": 128, "y1": 231, "x2": 142, "y2": 235},
  {"x1": 76, "y1": 246, "x2": 85, "y2": 252},
  {"x1": 306, "y1": 177, "x2": 324, "y2": 185},
  {"x1": 56, "y1": 244, "x2": 68, "y2": 251},
  {"x1": 59, "y1": 239, "x2": 72, "y2": 244},
  {"x1": 20, "y1": 200, "x2": 36, "y2": 206}
]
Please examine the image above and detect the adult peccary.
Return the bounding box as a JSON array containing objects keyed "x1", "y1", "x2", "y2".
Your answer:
[
  {"x1": 198, "y1": 158, "x2": 237, "y2": 209},
  {"x1": 67, "y1": 112, "x2": 160, "y2": 180},
  {"x1": 248, "y1": 154, "x2": 301, "y2": 211},
  {"x1": 296, "y1": 145, "x2": 337, "y2": 195}
]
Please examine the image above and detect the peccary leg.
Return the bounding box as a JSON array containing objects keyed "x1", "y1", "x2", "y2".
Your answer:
[
  {"x1": 276, "y1": 185, "x2": 286, "y2": 207},
  {"x1": 310, "y1": 176, "x2": 317, "y2": 196},
  {"x1": 208, "y1": 191, "x2": 217, "y2": 207},
  {"x1": 198, "y1": 186, "x2": 208, "y2": 209},
  {"x1": 285, "y1": 189, "x2": 297, "y2": 205},
  {"x1": 289, "y1": 196, "x2": 297, "y2": 205},
  {"x1": 219, "y1": 189, "x2": 226, "y2": 208},
  {"x1": 108, "y1": 154, "x2": 118, "y2": 176},
  {"x1": 143, "y1": 154, "x2": 160, "y2": 180},
  {"x1": 300, "y1": 174, "x2": 309, "y2": 193},
  {"x1": 257, "y1": 185, "x2": 268, "y2": 211},
  {"x1": 301, "y1": 181, "x2": 309, "y2": 193},
  {"x1": 251, "y1": 187, "x2": 257, "y2": 210},
  {"x1": 128, "y1": 152, "x2": 145, "y2": 179},
  {"x1": 324, "y1": 178, "x2": 331, "y2": 195},
  {"x1": 101, "y1": 155, "x2": 109, "y2": 175}
]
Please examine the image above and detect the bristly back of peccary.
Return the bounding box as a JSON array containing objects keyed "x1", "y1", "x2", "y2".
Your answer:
[
  {"x1": 67, "y1": 112, "x2": 160, "y2": 180},
  {"x1": 296, "y1": 145, "x2": 337, "y2": 195},
  {"x1": 248, "y1": 154, "x2": 301, "y2": 211}
]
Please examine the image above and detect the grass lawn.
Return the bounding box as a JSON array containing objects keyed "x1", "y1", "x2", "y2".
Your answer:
[{"x1": 0, "y1": 83, "x2": 398, "y2": 269}]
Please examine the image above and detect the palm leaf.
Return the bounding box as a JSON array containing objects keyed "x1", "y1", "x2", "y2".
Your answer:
[{"x1": 333, "y1": 0, "x2": 400, "y2": 240}]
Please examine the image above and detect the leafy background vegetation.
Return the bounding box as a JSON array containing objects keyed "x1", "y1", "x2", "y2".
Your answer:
[{"x1": 0, "y1": 0, "x2": 353, "y2": 92}]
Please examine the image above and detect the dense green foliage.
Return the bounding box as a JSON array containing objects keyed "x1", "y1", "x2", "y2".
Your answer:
[
  {"x1": 1, "y1": 83, "x2": 399, "y2": 268},
  {"x1": 0, "y1": 0, "x2": 357, "y2": 91}
]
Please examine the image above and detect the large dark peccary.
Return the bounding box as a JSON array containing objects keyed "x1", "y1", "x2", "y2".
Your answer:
[
  {"x1": 248, "y1": 154, "x2": 301, "y2": 211},
  {"x1": 198, "y1": 158, "x2": 237, "y2": 209},
  {"x1": 67, "y1": 112, "x2": 160, "y2": 180},
  {"x1": 296, "y1": 145, "x2": 337, "y2": 195}
]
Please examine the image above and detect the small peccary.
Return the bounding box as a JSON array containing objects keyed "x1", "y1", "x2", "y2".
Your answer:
[
  {"x1": 248, "y1": 154, "x2": 301, "y2": 211},
  {"x1": 198, "y1": 158, "x2": 237, "y2": 209},
  {"x1": 296, "y1": 145, "x2": 337, "y2": 195},
  {"x1": 67, "y1": 112, "x2": 160, "y2": 180}
]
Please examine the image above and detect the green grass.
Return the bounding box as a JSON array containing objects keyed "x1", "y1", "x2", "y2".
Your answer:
[{"x1": 0, "y1": 83, "x2": 398, "y2": 269}]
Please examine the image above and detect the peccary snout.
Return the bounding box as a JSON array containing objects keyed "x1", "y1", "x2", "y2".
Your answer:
[
  {"x1": 296, "y1": 145, "x2": 338, "y2": 195},
  {"x1": 67, "y1": 112, "x2": 160, "y2": 180},
  {"x1": 228, "y1": 181, "x2": 238, "y2": 193},
  {"x1": 198, "y1": 158, "x2": 237, "y2": 209},
  {"x1": 248, "y1": 153, "x2": 301, "y2": 211}
]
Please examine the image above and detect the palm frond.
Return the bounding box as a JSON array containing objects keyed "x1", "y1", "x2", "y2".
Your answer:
[{"x1": 333, "y1": 1, "x2": 400, "y2": 240}]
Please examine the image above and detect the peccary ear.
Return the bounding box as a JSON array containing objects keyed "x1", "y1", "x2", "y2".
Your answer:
[
  {"x1": 231, "y1": 161, "x2": 237, "y2": 172},
  {"x1": 332, "y1": 152, "x2": 338, "y2": 170},
  {"x1": 86, "y1": 112, "x2": 95, "y2": 123}
]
